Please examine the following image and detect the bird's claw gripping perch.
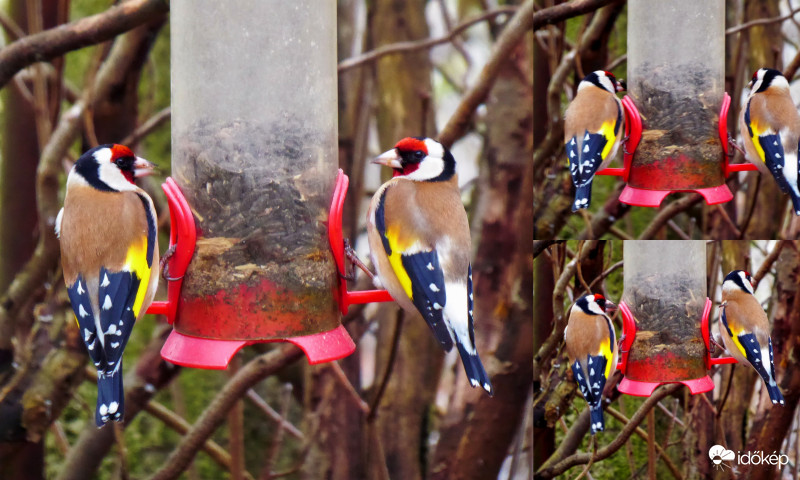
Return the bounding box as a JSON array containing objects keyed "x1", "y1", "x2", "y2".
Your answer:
[
  {"x1": 343, "y1": 238, "x2": 375, "y2": 281},
  {"x1": 727, "y1": 133, "x2": 747, "y2": 157},
  {"x1": 709, "y1": 336, "x2": 725, "y2": 355},
  {"x1": 160, "y1": 244, "x2": 183, "y2": 281}
]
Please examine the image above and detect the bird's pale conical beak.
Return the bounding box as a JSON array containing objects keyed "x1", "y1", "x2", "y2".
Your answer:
[
  {"x1": 373, "y1": 149, "x2": 403, "y2": 169},
  {"x1": 133, "y1": 157, "x2": 157, "y2": 177},
  {"x1": 604, "y1": 301, "x2": 617, "y2": 313}
]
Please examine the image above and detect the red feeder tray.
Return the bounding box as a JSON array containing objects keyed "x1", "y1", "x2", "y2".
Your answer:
[
  {"x1": 616, "y1": 298, "x2": 717, "y2": 396},
  {"x1": 597, "y1": 93, "x2": 757, "y2": 207},
  {"x1": 153, "y1": 172, "x2": 388, "y2": 370}
]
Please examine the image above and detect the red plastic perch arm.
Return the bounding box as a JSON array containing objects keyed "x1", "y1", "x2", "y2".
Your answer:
[
  {"x1": 146, "y1": 177, "x2": 196, "y2": 323},
  {"x1": 596, "y1": 95, "x2": 641, "y2": 181},
  {"x1": 700, "y1": 297, "x2": 738, "y2": 366},
  {"x1": 616, "y1": 301, "x2": 637, "y2": 374},
  {"x1": 720, "y1": 92, "x2": 757, "y2": 178},
  {"x1": 329, "y1": 169, "x2": 393, "y2": 315}
]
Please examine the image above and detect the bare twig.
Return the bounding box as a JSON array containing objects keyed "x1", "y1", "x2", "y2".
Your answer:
[
  {"x1": 245, "y1": 389, "x2": 304, "y2": 440},
  {"x1": 535, "y1": 384, "x2": 682, "y2": 478},
  {"x1": 338, "y1": 7, "x2": 517, "y2": 73},
  {"x1": 50, "y1": 421, "x2": 70, "y2": 454},
  {"x1": 0, "y1": 10, "x2": 25, "y2": 41},
  {"x1": 753, "y1": 240, "x2": 787, "y2": 285},
  {"x1": 0, "y1": 0, "x2": 169, "y2": 89},
  {"x1": 142, "y1": 400, "x2": 254, "y2": 480},
  {"x1": 367, "y1": 312, "x2": 404, "y2": 421},
  {"x1": 725, "y1": 6, "x2": 800, "y2": 35},
  {"x1": 534, "y1": 0, "x2": 619, "y2": 31},
  {"x1": 638, "y1": 194, "x2": 704, "y2": 239},
  {"x1": 327, "y1": 362, "x2": 369, "y2": 413},
  {"x1": 713, "y1": 204, "x2": 742, "y2": 238},
  {"x1": 586, "y1": 260, "x2": 623, "y2": 292},
  {"x1": 260, "y1": 384, "x2": 294, "y2": 480},
  {"x1": 666, "y1": 219, "x2": 691, "y2": 240},
  {"x1": 437, "y1": 0, "x2": 533, "y2": 148},
  {"x1": 738, "y1": 174, "x2": 761, "y2": 238},
  {"x1": 146, "y1": 345, "x2": 305, "y2": 480},
  {"x1": 120, "y1": 106, "x2": 170, "y2": 147}
]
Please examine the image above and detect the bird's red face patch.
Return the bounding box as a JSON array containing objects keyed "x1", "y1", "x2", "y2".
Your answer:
[
  {"x1": 111, "y1": 144, "x2": 136, "y2": 184},
  {"x1": 392, "y1": 137, "x2": 427, "y2": 177},
  {"x1": 395, "y1": 137, "x2": 427, "y2": 155},
  {"x1": 111, "y1": 144, "x2": 134, "y2": 162}
]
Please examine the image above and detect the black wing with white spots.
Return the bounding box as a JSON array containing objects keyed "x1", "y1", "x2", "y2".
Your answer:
[
  {"x1": 66, "y1": 275, "x2": 107, "y2": 372},
  {"x1": 400, "y1": 251, "x2": 454, "y2": 351},
  {"x1": 92, "y1": 267, "x2": 140, "y2": 425}
]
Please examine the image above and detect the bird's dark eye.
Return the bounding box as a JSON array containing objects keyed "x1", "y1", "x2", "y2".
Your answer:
[
  {"x1": 114, "y1": 157, "x2": 133, "y2": 170},
  {"x1": 414, "y1": 150, "x2": 425, "y2": 160}
]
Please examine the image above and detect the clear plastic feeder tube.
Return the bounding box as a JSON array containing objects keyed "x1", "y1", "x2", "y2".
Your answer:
[
  {"x1": 622, "y1": 241, "x2": 707, "y2": 382},
  {"x1": 171, "y1": 0, "x2": 339, "y2": 339},
  {"x1": 627, "y1": 0, "x2": 725, "y2": 190}
]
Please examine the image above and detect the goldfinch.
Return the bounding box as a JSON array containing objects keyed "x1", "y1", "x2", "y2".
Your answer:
[
  {"x1": 367, "y1": 137, "x2": 492, "y2": 395},
  {"x1": 56, "y1": 144, "x2": 159, "y2": 426},
  {"x1": 564, "y1": 70, "x2": 625, "y2": 212},
  {"x1": 740, "y1": 68, "x2": 800, "y2": 215},
  {"x1": 719, "y1": 270, "x2": 784, "y2": 405},
  {"x1": 564, "y1": 294, "x2": 617, "y2": 434}
]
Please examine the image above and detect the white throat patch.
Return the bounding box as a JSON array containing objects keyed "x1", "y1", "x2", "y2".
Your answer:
[
  {"x1": 93, "y1": 149, "x2": 137, "y2": 192},
  {"x1": 587, "y1": 295, "x2": 606, "y2": 315},
  {"x1": 402, "y1": 139, "x2": 447, "y2": 181},
  {"x1": 738, "y1": 271, "x2": 755, "y2": 294}
]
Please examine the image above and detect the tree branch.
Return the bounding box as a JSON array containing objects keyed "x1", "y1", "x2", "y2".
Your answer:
[
  {"x1": 533, "y1": 0, "x2": 618, "y2": 32},
  {"x1": 337, "y1": 7, "x2": 518, "y2": 73},
  {"x1": 437, "y1": 0, "x2": 533, "y2": 148},
  {"x1": 725, "y1": 6, "x2": 800, "y2": 35},
  {"x1": 637, "y1": 194, "x2": 703, "y2": 239},
  {"x1": 535, "y1": 384, "x2": 682, "y2": 478},
  {"x1": 143, "y1": 400, "x2": 254, "y2": 480},
  {"x1": 0, "y1": 0, "x2": 169, "y2": 89},
  {"x1": 146, "y1": 345, "x2": 304, "y2": 480}
]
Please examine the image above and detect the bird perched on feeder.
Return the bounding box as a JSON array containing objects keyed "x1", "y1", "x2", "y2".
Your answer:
[
  {"x1": 564, "y1": 294, "x2": 618, "y2": 434},
  {"x1": 56, "y1": 144, "x2": 159, "y2": 426},
  {"x1": 740, "y1": 68, "x2": 800, "y2": 215},
  {"x1": 366, "y1": 137, "x2": 492, "y2": 395},
  {"x1": 564, "y1": 70, "x2": 625, "y2": 212},
  {"x1": 719, "y1": 270, "x2": 784, "y2": 405}
]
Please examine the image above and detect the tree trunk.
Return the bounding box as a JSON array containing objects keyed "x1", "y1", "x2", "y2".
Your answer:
[
  {"x1": 367, "y1": 1, "x2": 440, "y2": 478},
  {"x1": 429, "y1": 30, "x2": 533, "y2": 480}
]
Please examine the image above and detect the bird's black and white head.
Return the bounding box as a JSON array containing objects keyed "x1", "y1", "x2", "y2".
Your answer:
[
  {"x1": 723, "y1": 270, "x2": 755, "y2": 295},
  {"x1": 578, "y1": 70, "x2": 626, "y2": 95},
  {"x1": 574, "y1": 294, "x2": 617, "y2": 316},
  {"x1": 373, "y1": 137, "x2": 455, "y2": 182},
  {"x1": 71, "y1": 144, "x2": 155, "y2": 192},
  {"x1": 748, "y1": 68, "x2": 788, "y2": 95}
]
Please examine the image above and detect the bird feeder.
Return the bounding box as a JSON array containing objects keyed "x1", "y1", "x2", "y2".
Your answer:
[
  {"x1": 617, "y1": 241, "x2": 715, "y2": 396},
  {"x1": 162, "y1": 0, "x2": 355, "y2": 368},
  {"x1": 597, "y1": 0, "x2": 757, "y2": 207}
]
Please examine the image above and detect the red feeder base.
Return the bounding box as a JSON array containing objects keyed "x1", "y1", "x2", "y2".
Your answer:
[
  {"x1": 618, "y1": 375, "x2": 714, "y2": 397},
  {"x1": 619, "y1": 184, "x2": 733, "y2": 207},
  {"x1": 616, "y1": 299, "x2": 716, "y2": 397},
  {"x1": 161, "y1": 324, "x2": 355, "y2": 369}
]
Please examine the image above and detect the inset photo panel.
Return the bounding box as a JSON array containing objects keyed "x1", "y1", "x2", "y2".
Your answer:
[{"x1": 534, "y1": 240, "x2": 797, "y2": 479}]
